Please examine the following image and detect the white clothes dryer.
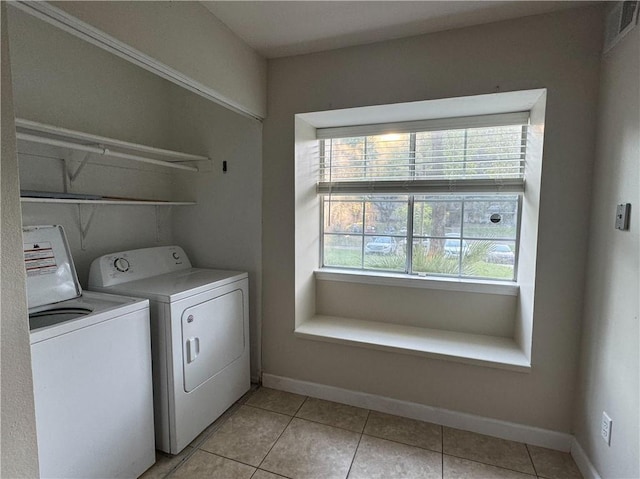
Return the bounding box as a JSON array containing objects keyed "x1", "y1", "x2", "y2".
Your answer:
[
  {"x1": 23, "y1": 225, "x2": 155, "y2": 479},
  {"x1": 88, "y1": 245, "x2": 250, "y2": 454}
]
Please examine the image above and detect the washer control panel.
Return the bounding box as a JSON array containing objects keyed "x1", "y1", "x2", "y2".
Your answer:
[{"x1": 88, "y1": 246, "x2": 192, "y2": 288}]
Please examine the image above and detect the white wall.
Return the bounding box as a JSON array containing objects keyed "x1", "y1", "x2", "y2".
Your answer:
[
  {"x1": 0, "y1": 2, "x2": 40, "y2": 476},
  {"x1": 573, "y1": 26, "x2": 639, "y2": 479},
  {"x1": 263, "y1": 6, "x2": 603, "y2": 432},
  {"x1": 293, "y1": 117, "x2": 319, "y2": 327},
  {"x1": 50, "y1": 0, "x2": 267, "y2": 119},
  {"x1": 316, "y1": 281, "x2": 517, "y2": 338}
]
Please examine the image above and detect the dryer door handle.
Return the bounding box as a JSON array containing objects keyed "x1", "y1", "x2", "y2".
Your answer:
[{"x1": 186, "y1": 337, "x2": 200, "y2": 363}]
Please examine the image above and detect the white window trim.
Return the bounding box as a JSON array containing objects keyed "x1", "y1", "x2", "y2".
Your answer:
[
  {"x1": 315, "y1": 268, "x2": 519, "y2": 296},
  {"x1": 317, "y1": 178, "x2": 525, "y2": 194},
  {"x1": 294, "y1": 89, "x2": 547, "y2": 367},
  {"x1": 316, "y1": 111, "x2": 530, "y2": 139}
]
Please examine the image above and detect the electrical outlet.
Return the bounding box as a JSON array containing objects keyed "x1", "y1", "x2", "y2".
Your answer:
[{"x1": 601, "y1": 411, "x2": 612, "y2": 445}]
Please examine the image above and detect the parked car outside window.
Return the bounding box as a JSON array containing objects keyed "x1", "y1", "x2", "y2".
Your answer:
[
  {"x1": 444, "y1": 238, "x2": 470, "y2": 257},
  {"x1": 365, "y1": 236, "x2": 398, "y2": 255},
  {"x1": 486, "y1": 243, "x2": 515, "y2": 264}
]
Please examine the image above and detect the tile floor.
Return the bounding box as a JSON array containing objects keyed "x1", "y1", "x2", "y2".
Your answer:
[{"x1": 140, "y1": 387, "x2": 583, "y2": 479}]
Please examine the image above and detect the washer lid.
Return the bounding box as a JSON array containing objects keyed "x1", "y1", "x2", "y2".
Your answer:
[{"x1": 23, "y1": 225, "x2": 81, "y2": 309}]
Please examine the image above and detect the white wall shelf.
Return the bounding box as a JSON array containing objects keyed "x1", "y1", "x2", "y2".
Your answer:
[
  {"x1": 21, "y1": 196, "x2": 195, "y2": 206},
  {"x1": 20, "y1": 194, "x2": 195, "y2": 249},
  {"x1": 15, "y1": 118, "x2": 210, "y2": 173},
  {"x1": 16, "y1": 119, "x2": 204, "y2": 247}
]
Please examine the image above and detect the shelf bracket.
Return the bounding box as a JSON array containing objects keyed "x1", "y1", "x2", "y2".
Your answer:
[
  {"x1": 64, "y1": 151, "x2": 95, "y2": 189},
  {"x1": 77, "y1": 204, "x2": 98, "y2": 250}
]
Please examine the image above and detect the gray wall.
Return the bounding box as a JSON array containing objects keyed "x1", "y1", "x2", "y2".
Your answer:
[
  {"x1": 169, "y1": 87, "x2": 263, "y2": 380},
  {"x1": 0, "y1": 3, "x2": 40, "y2": 476},
  {"x1": 262, "y1": 6, "x2": 603, "y2": 432},
  {"x1": 574, "y1": 26, "x2": 639, "y2": 478}
]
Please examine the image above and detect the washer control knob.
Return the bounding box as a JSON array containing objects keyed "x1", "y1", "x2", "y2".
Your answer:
[
  {"x1": 114, "y1": 257, "x2": 130, "y2": 272},
  {"x1": 172, "y1": 252, "x2": 180, "y2": 260}
]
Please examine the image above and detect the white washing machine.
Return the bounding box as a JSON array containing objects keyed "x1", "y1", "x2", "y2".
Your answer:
[
  {"x1": 23, "y1": 225, "x2": 155, "y2": 479},
  {"x1": 88, "y1": 245, "x2": 250, "y2": 454}
]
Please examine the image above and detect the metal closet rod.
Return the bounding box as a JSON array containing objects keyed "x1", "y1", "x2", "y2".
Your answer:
[{"x1": 16, "y1": 132, "x2": 199, "y2": 172}]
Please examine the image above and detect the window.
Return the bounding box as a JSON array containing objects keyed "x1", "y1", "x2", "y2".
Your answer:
[{"x1": 318, "y1": 115, "x2": 528, "y2": 281}]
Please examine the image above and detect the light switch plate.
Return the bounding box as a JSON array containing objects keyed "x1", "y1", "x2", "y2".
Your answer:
[
  {"x1": 602, "y1": 411, "x2": 612, "y2": 445},
  {"x1": 615, "y1": 203, "x2": 631, "y2": 230}
]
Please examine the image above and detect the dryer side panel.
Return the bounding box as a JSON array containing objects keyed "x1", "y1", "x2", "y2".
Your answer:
[
  {"x1": 181, "y1": 289, "x2": 245, "y2": 392},
  {"x1": 149, "y1": 300, "x2": 173, "y2": 453}
]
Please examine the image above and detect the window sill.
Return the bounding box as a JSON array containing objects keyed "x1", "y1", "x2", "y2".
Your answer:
[
  {"x1": 295, "y1": 315, "x2": 530, "y2": 372},
  {"x1": 315, "y1": 269, "x2": 519, "y2": 296}
]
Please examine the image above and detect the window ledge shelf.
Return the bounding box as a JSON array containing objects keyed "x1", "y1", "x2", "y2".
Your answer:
[
  {"x1": 295, "y1": 315, "x2": 530, "y2": 372},
  {"x1": 315, "y1": 269, "x2": 519, "y2": 296}
]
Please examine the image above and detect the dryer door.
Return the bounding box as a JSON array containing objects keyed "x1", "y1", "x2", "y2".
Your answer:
[{"x1": 181, "y1": 289, "x2": 245, "y2": 392}]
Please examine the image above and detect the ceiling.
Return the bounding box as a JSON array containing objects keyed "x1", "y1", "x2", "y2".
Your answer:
[{"x1": 202, "y1": 1, "x2": 591, "y2": 58}]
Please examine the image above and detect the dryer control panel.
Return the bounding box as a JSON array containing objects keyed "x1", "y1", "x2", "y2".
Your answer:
[{"x1": 88, "y1": 246, "x2": 192, "y2": 288}]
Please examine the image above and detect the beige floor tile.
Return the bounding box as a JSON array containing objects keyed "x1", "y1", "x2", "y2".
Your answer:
[
  {"x1": 170, "y1": 450, "x2": 255, "y2": 479},
  {"x1": 200, "y1": 405, "x2": 291, "y2": 466},
  {"x1": 238, "y1": 384, "x2": 260, "y2": 404},
  {"x1": 444, "y1": 454, "x2": 536, "y2": 479},
  {"x1": 188, "y1": 422, "x2": 217, "y2": 449},
  {"x1": 188, "y1": 404, "x2": 242, "y2": 449},
  {"x1": 139, "y1": 447, "x2": 193, "y2": 479},
  {"x1": 527, "y1": 445, "x2": 583, "y2": 479},
  {"x1": 260, "y1": 417, "x2": 360, "y2": 479},
  {"x1": 296, "y1": 397, "x2": 369, "y2": 432},
  {"x1": 363, "y1": 411, "x2": 442, "y2": 452},
  {"x1": 245, "y1": 387, "x2": 307, "y2": 416},
  {"x1": 443, "y1": 427, "x2": 535, "y2": 475},
  {"x1": 252, "y1": 469, "x2": 288, "y2": 479},
  {"x1": 348, "y1": 434, "x2": 441, "y2": 479}
]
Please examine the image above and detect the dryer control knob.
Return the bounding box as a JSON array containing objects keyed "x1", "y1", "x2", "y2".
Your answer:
[
  {"x1": 114, "y1": 257, "x2": 130, "y2": 272},
  {"x1": 172, "y1": 252, "x2": 180, "y2": 260}
]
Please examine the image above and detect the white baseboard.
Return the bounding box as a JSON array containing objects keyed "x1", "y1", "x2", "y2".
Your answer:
[
  {"x1": 571, "y1": 438, "x2": 602, "y2": 479},
  {"x1": 262, "y1": 373, "x2": 573, "y2": 452}
]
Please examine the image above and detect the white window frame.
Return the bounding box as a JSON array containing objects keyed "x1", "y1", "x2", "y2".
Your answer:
[
  {"x1": 316, "y1": 114, "x2": 528, "y2": 283},
  {"x1": 319, "y1": 194, "x2": 523, "y2": 282}
]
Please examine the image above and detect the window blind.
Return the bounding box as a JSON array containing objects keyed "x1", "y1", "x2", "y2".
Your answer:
[{"x1": 317, "y1": 116, "x2": 528, "y2": 194}]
